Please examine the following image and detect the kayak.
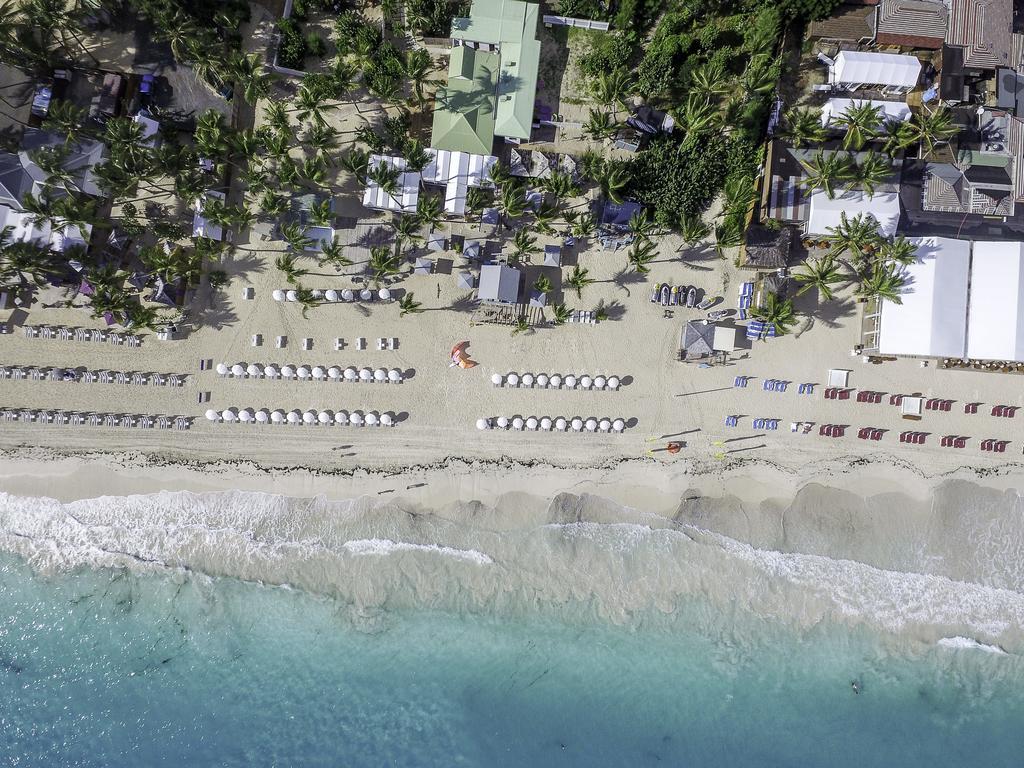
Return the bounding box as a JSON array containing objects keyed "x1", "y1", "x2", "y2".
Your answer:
[
  {"x1": 650, "y1": 283, "x2": 662, "y2": 303},
  {"x1": 686, "y1": 286, "x2": 697, "y2": 308},
  {"x1": 660, "y1": 284, "x2": 671, "y2": 305}
]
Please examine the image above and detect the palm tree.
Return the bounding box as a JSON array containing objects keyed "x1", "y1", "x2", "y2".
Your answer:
[
  {"x1": 879, "y1": 236, "x2": 918, "y2": 266},
  {"x1": 678, "y1": 214, "x2": 710, "y2": 245},
  {"x1": 294, "y1": 85, "x2": 328, "y2": 126},
  {"x1": 42, "y1": 100, "x2": 90, "y2": 145},
  {"x1": 714, "y1": 216, "x2": 744, "y2": 258},
  {"x1": 533, "y1": 274, "x2": 553, "y2": 295},
  {"x1": 229, "y1": 52, "x2": 273, "y2": 105},
  {"x1": 355, "y1": 125, "x2": 388, "y2": 154},
  {"x1": 392, "y1": 213, "x2": 423, "y2": 251},
  {"x1": 308, "y1": 198, "x2": 333, "y2": 226},
  {"x1": 626, "y1": 238, "x2": 658, "y2": 274},
  {"x1": 259, "y1": 189, "x2": 289, "y2": 218},
  {"x1": 751, "y1": 292, "x2": 796, "y2": 336},
  {"x1": 511, "y1": 228, "x2": 539, "y2": 261},
  {"x1": 405, "y1": 48, "x2": 433, "y2": 107},
  {"x1": 723, "y1": 176, "x2": 756, "y2": 219},
  {"x1": 741, "y1": 54, "x2": 776, "y2": 96},
  {"x1": 488, "y1": 161, "x2": 512, "y2": 189},
  {"x1": 568, "y1": 211, "x2": 595, "y2": 240},
  {"x1": 826, "y1": 212, "x2": 881, "y2": 261},
  {"x1": 294, "y1": 287, "x2": 319, "y2": 319},
  {"x1": 404, "y1": 138, "x2": 431, "y2": 174},
  {"x1": 852, "y1": 152, "x2": 892, "y2": 196},
  {"x1": 597, "y1": 160, "x2": 630, "y2": 204},
  {"x1": 417, "y1": 194, "x2": 443, "y2": 231},
  {"x1": 307, "y1": 122, "x2": 338, "y2": 161},
  {"x1": 800, "y1": 150, "x2": 854, "y2": 199},
  {"x1": 541, "y1": 170, "x2": 579, "y2": 203},
  {"x1": 399, "y1": 292, "x2": 423, "y2": 316},
  {"x1": 689, "y1": 61, "x2": 730, "y2": 97},
  {"x1": 533, "y1": 200, "x2": 559, "y2": 235},
  {"x1": 366, "y1": 160, "x2": 402, "y2": 207},
  {"x1": 317, "y1": 237, "x2": 352, "y2": 270},
  {"x1": 497, "y1": 181, "x2": 526, "y2": 221},
  {"x1": 263, "y1": 101, "x2": 291, "y2": 135},
  {"x1": 583, "y1": 109, "x2": 617, "y2": 141},
  {"x1": 369, "y1": 245, "x2": 400, "y2": 283},
  {"x1": 628, "y1": 208, "x2": 657, "y2": 241},
  {"x1": 835, "y1": 102, "x2": 883, "y2": 150},
  {"x1": 300, "y1": 156, "x2": 326, "y2": 186},
  {"x1": 793, "y1": 256, "x2": 845, "y2": 300},
  {"x1": 551, "y1": 303, "x2": 573, "y2": 325},
  {"x1": 279, "y1": 221, "x2": 315, "y2": 252},
  {"x1": 275, "y1": 253, "x2": 309, "y2": 285},
  {"x1": 565, "y1": 264, "x2": 594, "y2": 299},
  {"x1": 340, "y1": 148, "x2": 370, "y2": 182},
  {"x1": 910, "y1": 106, "x2": 958, "y2": 157},
  {"x1": 677, "y1": 93, "x2": 718, "y2": 136},
  {"x1": 154, "y1": 10, "x2": 198, "y2": 62},
  {"x1": 856, "y1": 262, "x2": 905, "y2": 304},
  {"x1": 591, "y1": 69, "x2": 632, "y2": 111},
  {"x1": 510, "y1": 315, "x2": 531, "y2": 337},
  {"x1": 879, "y1": 119, "x2": 916, "y2": 159},
  {"x1": 0, "y1": 239, "x2": 59, "y2": 289},
  {"x1": 781, "y1": 107, "x2": 826, "y2": 148}
]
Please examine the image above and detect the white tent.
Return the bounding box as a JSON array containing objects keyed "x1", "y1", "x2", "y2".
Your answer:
[
  {"x1": 192, "y1": 191, "x2": 225, "y2": 241},
  {"x1": 806, "y1": 190, "x2": 901, "y2": 237},
  {"x1": 820, "y1": 98, "x2": 911, "y2": 127},
  {"x1": 830, "y1": 51, "x2": 921, "y2": 92},
  {"x1": 421, "y1": 149, "x2": 497, "y2": 215},
  {"x1": 877, "y1": 237, "x2": 970, "y2": 358},
  {"x1": 967, "y1": 241, "x2": 1024, "y2": 362},
  {"x1": 362, "y1": 154, "x2": 420, "y2": 213}
]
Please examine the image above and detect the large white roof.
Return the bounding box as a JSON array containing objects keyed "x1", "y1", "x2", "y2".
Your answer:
[
  {"x1": 362, "y1": 154, "x2": 420, "y2": 213},
  {"x1": 820, "y1": 98, "x2": 911, "y2": 127},
  {"x1": 877, "y1": 237, "x2": 970, "y2": 358},
  {"x1": 967, "y1": 241, "x2": 1024, "y2": 362},
  {"x1": 422, "y1": 148, "x2": 497, "y2": 215},
  {"x1": 806, "y1": 190, "x2": 901, "y2": 237},
  {"x1": 831, "y1": 51, "x2": 922, "y2": 89}
]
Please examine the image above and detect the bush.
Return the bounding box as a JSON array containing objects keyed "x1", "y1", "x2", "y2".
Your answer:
[
  {"x1": 306, "y1": 32, "x2": 326, "y2": 57},
  {"x1": 556, "y1": 0, "x2": 608, "y2": 20},
  {"x1": 406, "y1": 0, "x2": 470, "y2": 36},
  {"x1": 577, "y1": 31, "x2": 637, "y2": 79},
  {"x1": 276, "y1": 17, "x2": 308, "y2": 70},
  {"x1": 627, "y1": 135, "x2": 729, "y2": 221}
]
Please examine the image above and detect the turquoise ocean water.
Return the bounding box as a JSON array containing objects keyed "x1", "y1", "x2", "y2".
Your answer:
[{"x1": 3, "y1": 547, "x2": 1024, "y2": 767}]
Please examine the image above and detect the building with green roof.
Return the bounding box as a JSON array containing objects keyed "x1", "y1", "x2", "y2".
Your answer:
[{"x1": 430, "y1": 0, "x2": 541, "y2": 155}]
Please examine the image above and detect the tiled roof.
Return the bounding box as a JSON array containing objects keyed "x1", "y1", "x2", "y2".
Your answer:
[
  {"x1": 947, "y1": 0, "x2": 1012, "y2": 69},
  {"x1": 877, "y1": 0, "x2": 947, "y2": 40},
  {"x1": 923, "y1": 164, "x2": 967, "y2": 212},
  {"x1": 808, "y1": 4, "x2": 876, "y2": 41}
]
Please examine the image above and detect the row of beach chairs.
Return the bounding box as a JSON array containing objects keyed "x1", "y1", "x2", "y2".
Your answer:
[
  {"x1": 752, "y1": 418, "x2": 780, "y2": 430},
  {"x1": 23, "y1": 325, "x2": 142, "y2": 347},
  {"x1": 0, "y1": 408, "x2": 191, "y2": 429},
  {"x1": 762, "y1": 379, "x2": 788, "y2": 392},
  {"x1": 819, "y1": 424, "x2": 846, "y2": 437},
  {"x1": 567, "y1": 311, "x2": 598, "y2": 324},
  {"x1": 857, "y1": 428, "x2": 885, "y2": 440},
  {"x1": 481, "y1": 415, "x2": 626, "y2": 432},
  {"x1": 899, "y1": 431, "x2": 927, "y2": 444},
  {"x1": 493, "y1": 372, "x2": 621, "y2": 391},
  {"x1": 0, "y1": 366, "x2": 184, "y2": 386},
  {"x1": 216, "y1": 363, "x2": 405, "y2": 383}
]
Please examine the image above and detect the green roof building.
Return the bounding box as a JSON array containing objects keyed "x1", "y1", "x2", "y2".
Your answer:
[{"x1": 430, "y1": 0, "x2": 541, "y2": 155}]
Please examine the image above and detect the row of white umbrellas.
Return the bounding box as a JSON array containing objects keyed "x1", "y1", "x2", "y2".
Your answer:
[
  {"x1": 206, "y1": 408, "x2": 395, "y2": 426},
  {"x1": 491, "y1": 372, "x2": 621, "y2": 390},
  {"x1": 216, "y1": 363, "x2": 403, "y2": 383},
  {"x1": 272, "y1": 288, "x2": 391, "y2": 302},
  {"x1": 477, "y1": 416, "x2": 626, "y2": 433}
]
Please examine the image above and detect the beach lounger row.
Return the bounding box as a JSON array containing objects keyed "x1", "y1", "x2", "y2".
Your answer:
[
  {"x1": 272, "y1": 288, "x2": 392, "y2": 303},
  {"x1": 992, "y1": 405, "x2": 1017, "y2": 417},
  {"x1": 856, "y1": 390, "x2": 884, "y2": 404},
  {"x1": 206, "y1": 408, "x2": 396, "y2": 427},
  {"x1": 924, "y1": 398, "x2": 954, "y2": 411},
  {"x1": 941, "y1": 436, "x2": 969, "y2": 448},
  {"x1": 752, "y1": 418, "x2": 779, "y2": 430},
  {"x1": 857, "y1": 427, "x2": 884, "y2": 440},
  {"x1": 0, "y1": 366, "x2": 185, "y2": 386},
  {"x1": 566, "y1": 310, "x2": 599, "y2": 324},
  {"x1": 899, "y1": 431, "x2": 927, "y2": 444},
  {"x1": 762, "y1": 379, "x2": 788, "y2": 392},
  {"x1": 980, "y1": 439, "x2": 1010, "y2": 452},
  {"x1": 492, "y1": 372, "x2": 621, "y2": 391},
  {"x1": 889, "y1": 394, "x2": 904, "y2": 406},
  {"x1": 216, "y1": 363, "x2": 405, "y2": 383},
  {"x1": 22, "y1": 325, "x2": 142, "y2": 346},
  {"x1": 964, "y1": 403, "x2": 980, "y2": 414},
  {"x1": 790, "y1": 422, "x2": 815, "y2": 434},
  {"x1": 724, "y1": 415, "x2": 739, "y2": 427},
  {"x1": 0, "y1": 408, "x2": 190, "y2": 429},
  {"x1": 733, "y1": 376, "x2": 751, "y2": 388},
  {"x1": 818, "y1": 424, "x2": 846, "y2": 437},
  {"x1": 824, "y1": 388, "x2": 850, "y2": 400},
  {"x1": 797, "y1": 383, "x2": 815, "y2": 395},
  {"x1": 480, "y1": 416, "x2": 627, "y2": 433}
]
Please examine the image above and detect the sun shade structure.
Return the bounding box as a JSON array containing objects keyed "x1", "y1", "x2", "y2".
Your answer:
[
  {"x1": 477, "y1": 263, "x2": 521, "y2": 304},
  {"x1": 967, "y1": 241, "x2": 1024, "y2": 361},
  {"x1": 829, "y1": 51, "x2": 922, "y2": 92},
  {"x1": 820, "y1": 98, "x2": 912, "y2": 127},
  {"x1": 806, "y1": 190, "x2": 901, "y2": 237},
  {"x1": 421, "y1": 149, "x2": 497, "y2": 215},
  {"x1": 362, "y1": 154, "x2": 421, "y2": 213},
  {"x1": 193, "y1": 191, "x2": 226, "y2": 241},
  {"x1": 877, "y1": 237, "x2": 970, "y2": 358},
  {"x1": 431, "y1": 0, "x2": 542, "y2": 154}
]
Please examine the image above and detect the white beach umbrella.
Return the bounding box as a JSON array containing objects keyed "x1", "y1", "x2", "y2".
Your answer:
[
  {"x1": 297, "y1": 366, "x2": 311, "y2": 379},
  {"x1": 522, "y1": 373, "x2": 535, "y2": 387},
  {"x1": 231, "y1": 364, "x2": 245, "y2": 377},
  {"x1": 264, "y1": 365, "x2": 279, "y2": 377},
  {"x1": 374, "y1": 368, "x2": 387, "y2": 382},
  {"x1": 286, "y1": 410, "x2": 301, "y2": 424},
  {"x1": 571, "y1": 417, "x2": 583, "y2": 431},
  {"x1": 312, "y1": 366, "x2": 326, "y2": 379},
  {"x1": 526, "y1": 416, "x2": 538, "y2": 430},
  {"x1": 565, "y1": 375, "x2": 577, "y2": 389},
  {"x1": 549, "y1": 374, "x2": 562, "y2": 388},
  {"x1": 599, "y1": 418, "x2": 611, "y2": 432},
  {"x1": 344, "y1": 367, "x2": 358, "y2": 381},
  {"x1": 335, "y1": 410, "x2": 349, "y2": 424},
  {"x1": 239, "y1": 409, "x2": 254, "y2": 422},
  {"x1": 216, "y1": 363, "x2": 229, "y2": 375},
  {"x1": 507, "y1": 372, "x2": 520, "y2": 387},
  {"x1": 341, "y1": 288, "x2": 354, "y2": 302},
  {"x1": 360, "y1": 288, "x2": 373, "y2": 301},
  {"x1": 594, "y1": 376, "x2": 607, "y2": 389},
  {"x1": 491, "y1": 373, "x2": 503, "y2": 386},
  {"x1": 325, "y1": 289, "x2": 339, "y2": 302},
  {"x1": 256, "y1": 409, "x2": 270, "y2": 423},
  {"x1": 311, "y1": 289, "x2": 324, "y2": 300},
  {"x1": 272, "y1": 289, "x2": 285, "y2": 301},
  {"x1": 328, "y1": 366, "x2": 342, "y2": 379},
  {"x1": 512, "y1": 416, "x2": 524, "y2": 430},
  {"x1": 607, "y1": 376, "x2": 620, "y2": 390},
  {"x1": 380, "y1": 412, "x2": 394, "y2": 427},
  {"x1": 205, "y1": 409, "x2": 219, "y2": 421},
  {"x1": 580, "y1": 376, "x2": 593, "y2": 390},
  {"x1": 271, "y1": 410, "x2": 286, "y2": 423},
  {"x1": 497, "y1": 416, "x2": 509, "y2": 429},
  {"x1": 612, "y1": 418, "x2": 625, "y2": 432},
  {"x1": 555, "y1": 417, "x2": 567, "y2": 431},
  {"x1": 359, "y1": 367, "x2": 373, "y2": 382},
  {"x1": 540, "y1": 417, "x2": 552, "y2": 431},
  {"x1": 476, "y1": 418, "x2": 490, "y2": 430},
  {"x1": 378, "y1": 288, "x2": 391, "y2": 301},
  {"x1": 350, "y1": 411, "x2": 364, "y2": 426},
  {"x1": 302, "y1": 410, "x2": 316, "y2": 424},
  {"x1": 584, "y1": 418, "x2": 597, "y2": 432},
  {"x1": 388, "y1": 368, "x2": 402, "y2": 382},
  {"x1": 318, "y1": 410, "x2": 332, "y2": 424},
  {"x1": 247, "y1": 363, "x2": 262, "y2": 377},
  {"x1": 281, "y1": 365, "x2": 295, "y2": 378},
  {"x1": 286, "y1": 290, "x2": 298, "y2": 302},
  {"x1": 536, "y1": 374, "x2": 549, "y2": 388},
  {"x1": 365, "y1": 411, "x2": 379, "y2": 426},
  {"x1": 222, "y1": 409, "x2": 237, "y2": 422}
]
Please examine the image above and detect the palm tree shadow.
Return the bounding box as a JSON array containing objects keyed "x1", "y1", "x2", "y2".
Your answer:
[
  {"x1": 189, "y1": 305, "x2": 239, "y2": 330},
  {"x1": 226, "y1": 252, "x2": 268, "y2": 278},
  {"x1": 610, "y1": 268, "x2": 646, "y2": 297},
  {"x1": 814, "y1": 297, "x2": 858, "y2": 328},
  {"x1": 597, "y1": 299, "x2": 626, "y2": 321}
]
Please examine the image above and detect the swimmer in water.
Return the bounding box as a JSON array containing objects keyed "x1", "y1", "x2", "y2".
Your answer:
[{"x1": 851, "y1": 680, "x2": 860, "y2": 694}]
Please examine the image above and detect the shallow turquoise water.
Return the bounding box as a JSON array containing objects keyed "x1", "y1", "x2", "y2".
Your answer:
[{"x1": 2, "y1": 554, "x2": 1023, "y2": 767}]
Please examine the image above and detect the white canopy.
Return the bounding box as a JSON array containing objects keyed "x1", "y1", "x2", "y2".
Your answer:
[
  {"x1": 607, "y1": 376, "x2": 619, "y2": 390},
  {"x1": 318, "y1": 410, "x2": 332, "y2": 423},
  {"x1": 612, "y1": 418, "x2": 625, "y2": 432},
  {"x1": 830, "y1": 51, "x2": 921, "y2": 90},
  {"x1": 550, "y1": 375, "x2": 562, "y2": 388},
  {"x1": 362, "y1": 154, "x2": 420, "y2": 213},
  {"x1": 286, "y1": 290, "x2": 297, "y2": 301},
  {"x1": 239, "y1": 409, "x2": 254, "y2": 422},
  {"x1": 491, "y1": 373, "x2": 502, "y2": 385},
  {"x1": 477, "y1": 418, "x2": 490, "y2": 430},
  {"x1": 302, "y1": 410, "x2": 316, "y2": 424},
  {"x1": 878, "y1": 237, "x2": 970, "y2": 358},
  {"x1": 231, "y1": 364, "x2": 245, "y2": 376},
  {"x1": 967, "y1": 241, "x2": 1024, "y2": 362},
  {"x1": 287, "y1": 410, "x2": 301, "y2": 423},
  {"x1": 359, "y1": 368, "x2": 372, "y2": 381},
  {"x1": 350, "y1": 412, "x2": 364, "y2": 425},
  {"x1": 378, "y1": 288, "x2": 391, "y2": 301},
  {"x1": 806, "y1": 190, "x2": 901, "y2": 238},
  {"x1": 312, "y1": 366, "x2": 326, "y2": 379},
  {"x1": 512, "y1": 417, "x2": 524, "y2": 429},
  {"x1": 539, "y1": 417, "x2": 552, "y2": 430},
  {"x1": 421, "y1": 149, "x2": 498, "y2": 215},
  {"x1": 281, "y1": 365, "x2": 295, "y2": 377},
  {"x1": 522, "y1": 373, "x2": 534, "y2": 387},
  {"x1": 325, "y1": 289, "x2": 339, "y2": 302},
  {"x1": 335, "y1": 411, "x2": 349, "y2": 424},
  {"x1": 255, "y1": 410, "x2": 270, "y2": 423},
  {"x1": 497, "y1": 416, "x2": 509, "y2": 428},
  {"x1": 344, "y1": 367, "x2": 358, "y2": 380},
  {"x1": 265, "y1": 365, "x2": 279, "y2": 377},
  {"x1": 341, "y1": 289, "x2": 354, "y2": 301},
  {"x1": 564, "y1": 375, "x2": 577, "y2": 388},
  {"x1": 247, "y1": 364, "x2": 261, "y2": 376},
  {"x1": 536, "y1": 374, "x2": 549, "y2": 387},
  {"x1": 526, "y1": 416, "x2": 538, "y2": 430},
  {"x1": 585, "y1": 418, "x2": 597, "y2": 431},
  {"x1": 820, "y1": 98, "x2": 911, "y2": 127},
  {"x1": 271, "y1": 410, "x2": 286, "y2": 423},
  {"x1": 216, "y1": 363, "x2": 228, "y2": 375},
  {"x1": 555, "y1": 417, "x2": 567, "y2": 431},
  {"x1": 297, "y1": 366, "x2": 311, "y2": 378},
  {"x1": 328, "y1": 366, "x2": 342, "y2": 379},
  {"x1": 272, "y1": 289, "x2": 285, "y2": 301},
  {"x1": 205, "y1": 409, "x2": 219, "y2": 421},
  {"x1": 222, "y1": 409, "x2": 237, "y2": 422},
  {"x1": 380, "y1": 412, "x2": 394, "y2": 426},
  {"x1": 365, "y1": 411, "x2": 379, "y2": 426},
  {"x1": 374, "y1": 368, "x2": 387, "y2": 381}
]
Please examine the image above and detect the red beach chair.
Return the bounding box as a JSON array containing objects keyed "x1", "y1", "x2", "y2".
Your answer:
[
  {"x1": 871, "y1": 429, "x2": 883, "y2": 440},
  {"x1": 954, "y1": 437, "x2": 967, "y2": 448}
]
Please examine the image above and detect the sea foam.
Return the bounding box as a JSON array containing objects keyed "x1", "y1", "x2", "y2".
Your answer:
[{"x1": 342, "y1": 538, "x2": 494, "y2": 565}]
